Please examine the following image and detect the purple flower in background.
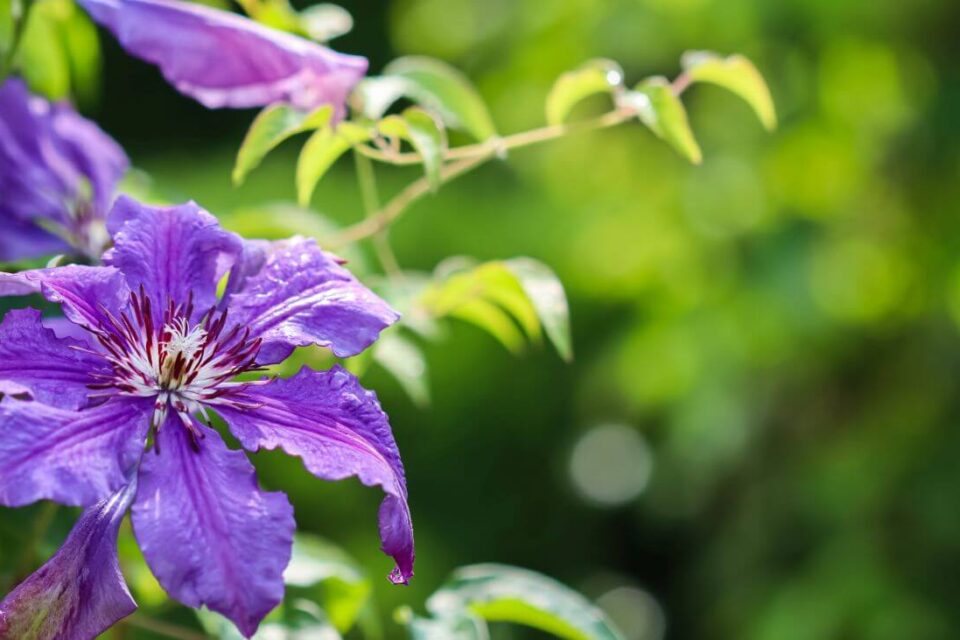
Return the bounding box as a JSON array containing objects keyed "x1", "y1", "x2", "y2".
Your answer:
[
  {"x1": 0, "y1": 196, "x2": 413, "y2": 638},
  {"x1": 0, "y1": 78, "x2": 127, "y2": 262},
  {"x1": 78, "y1": 0, "x2": 368, "y2": 117}
]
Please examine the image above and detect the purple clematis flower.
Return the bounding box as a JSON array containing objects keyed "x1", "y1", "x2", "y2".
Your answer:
[
  {"x1": 0, "y1": 78, "x2": 127, "y2": 262},
  {"x1": 0, "y1": 196, "x2": 413, "y2": 638},
  {"x1": 78, "y1": 0, "x2": 368, "y2": 117}
]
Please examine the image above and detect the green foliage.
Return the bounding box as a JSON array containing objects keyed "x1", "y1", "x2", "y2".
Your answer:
[
  {"x1": 378, "y1": 107, "x2": 448, "y2": 189},
  {"x1": 15, "y1": 0, "x2": 101, "y2": 104},
  {"x1": 401, "y1": 564, "x2": 624, "y2": 640},
  {"x1": 355, "y1": 56, "x2": 498, "y2": 141},
  {"x1": 233, "y1": 104, "x2": 332, "y2": 185},
  {"x1": 546, "y1": 58, "x2": 623, "y2": 126},
  {"x1": 419, "y1": 258, "x2": 571, "y2": 360},
  {"x1": 681, "y1": 50, "x2": 776, "y2": 131},
  {"x1": 634, "y1": 76, "x2": 702, "y2": 164},
  {"x1": 297, "y1": 121, "x2": 371, "y2": 205}
]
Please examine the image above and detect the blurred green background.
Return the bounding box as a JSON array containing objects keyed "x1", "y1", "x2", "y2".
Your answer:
[{"x1": 6, "y1": 0, "x2": 960, "y2": 638}]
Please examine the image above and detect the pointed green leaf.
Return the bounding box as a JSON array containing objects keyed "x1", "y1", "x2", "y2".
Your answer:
[
  {"x1": 381, "y1": 56, "x2": 497, "y2": 141},
  {"x1": 681, "y1": 51, "x2": 776, "y2": 131},
  {"x1": 297, "y1": 121, "x2": 371, "y2": 206},
  {"x1": 419, "y1": 258, "x2": 574, "y2": 360},
  {"x1": 546, "y1": 58, "x2": 623, "y2": 126},
  {"x1": 426, "y1": 564, "x2": 624, "y2": 640},
  {"x1": 505, "y1": 258, "x2": 573, "y2": 362},
  {"x1": 378, "y1": 107, "x2": 447, "y2": 189},
  {"x1": 234, "y1": 104, "x2": 332, "y2": 185},
  {"x1": 635, "y1": 76, "x2": 702, "y2": 164}
]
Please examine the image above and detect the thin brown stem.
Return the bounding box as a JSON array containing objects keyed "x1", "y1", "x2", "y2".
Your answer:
[
  {"x1": 328, "y1": 72, "x2": 694, "y2": 248},
  {"x1": 330, "y1": 108, "x2": 634, "y2": 248},
  {"x1": 355, "y1": 107, "x2": 635, "y2": 166}
]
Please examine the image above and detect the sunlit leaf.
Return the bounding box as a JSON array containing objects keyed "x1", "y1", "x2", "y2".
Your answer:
[
  {"x1": 373, "y1": 331, "x2": 431, "y2": 407},
  {"x1": 380, "y1": 56, "x2": 498, "y2": 141},
  {"x1": 426, "y1": 564, "x2": 624, "y2": 640},
  {"x1": 16, "y1": 0, "x2": 70, "y2": 99},
  {"x1": 378, "y1": 107, "x2": 447, "y2": 189},
  {"x1": 234, "y1": 104, "x2": 333, "y2": 185},
  {"x1": 16, "y1": 0, "x2": 100, "y2": 105},
  {"x1": 297, "y1": 121, "x2": 372, "y2": 205},
  {"x1": 681, "y1": 50, "x2": 776, "y2": 130},
  {"x1": 634, "y1": 76, "x2": 702, "y2": 164},
  {"x1": 299, "y1": 3, "x2": 352, "y2": 42},
  {"x1": 505, "y1": 258, "x2": 573, "y2": 362},
  {"x1": 0, "y1": 0, "x2": 16, "y2": 67},
  {"x1": 419, "y1": 259, "x2": 573, "y2": 360},
  {"x1": 545, "y1": 58, "x2": 623, "y2": 126}
]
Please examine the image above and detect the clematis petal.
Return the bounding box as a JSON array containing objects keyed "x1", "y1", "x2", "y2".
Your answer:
[
  {"x1": 0, "y1": 265, "x2": 130, "y2": 330},
  {"x1": 226, "y1": 237, "x2": 398, "y2": 363},
  {"x1": 132, "y1": 418, "x2": 294, "y2": 638},
  {"x1": 104, "y1": 196, "x2": 242, "y2": 321},
  {"x1": 0, "y1": 78, "x2": 127, "y2": 259},
  {"x1": 0, "y1": 397, "x2": 152, "y2": 507},
  {"x1": 0, "y1": 308, "x2": 109, "y2": 409},
  {"x1": 217, "y1": 366, "x2": 414, "y2": 584},
  {"x1": 78, "y1": 0, "x2": 367, "y2": 116},
  {"x1": 0, "y1": 482, "x2": 137, "y2": 640}
]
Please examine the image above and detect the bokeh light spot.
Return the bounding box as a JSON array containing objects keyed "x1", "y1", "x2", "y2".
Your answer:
[{"x1": 569, "y1": 424, "x2": 653, "y2": 507}]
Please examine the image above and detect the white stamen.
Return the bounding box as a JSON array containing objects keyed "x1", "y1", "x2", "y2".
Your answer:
[{"x1": 163, "y1": 319, "x2": 207, "y2": 360}]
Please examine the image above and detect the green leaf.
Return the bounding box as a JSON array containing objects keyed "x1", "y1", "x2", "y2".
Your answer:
[
  {"x1": 16, "y1": 0, "x2": 70, "y2": 99},
  {"x1": 546, "y1": 58, "x2": 623, "y2": 126},
  {"x1": 419, "y1": 259, "x2": 573, "y2": 360},
  {"x1": 373, "y1": 331, "x2": 431, "y2": 407},
  {"x1": 505, "y1": 258, "x2": 573, "y2": 362},
  {"x1": 16, "y1": 0, "x2": 101, "y2": 105},
  {"x1": 380, "y1": 56, "x2": 498, "y2": 141},
  {"x1": 297, "y1": 121, "x2": 371, "y2": 206},
  {"x1": 378, "y1": 107, "x2": 447, "y2": 189},
  {"x1": 426, "y1": 564, "x2": 624, "y2": 640},
  {"x1": 0, "y1": 0, "x2": 15, "y2": 65},
  {"x1": 634, "y1": 76, "x2": 702, "y2": 164},
  {"x1": 234, "y1": 104, "x2": 333, "y2": 185},
  {"x1": 681, "y1": 50, "x2": 777, "y2": 131}
]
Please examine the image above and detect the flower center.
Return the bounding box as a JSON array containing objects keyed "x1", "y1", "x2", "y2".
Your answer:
[{"x1": 86, "y1": 287, "x2": 263, "y2": 441}]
